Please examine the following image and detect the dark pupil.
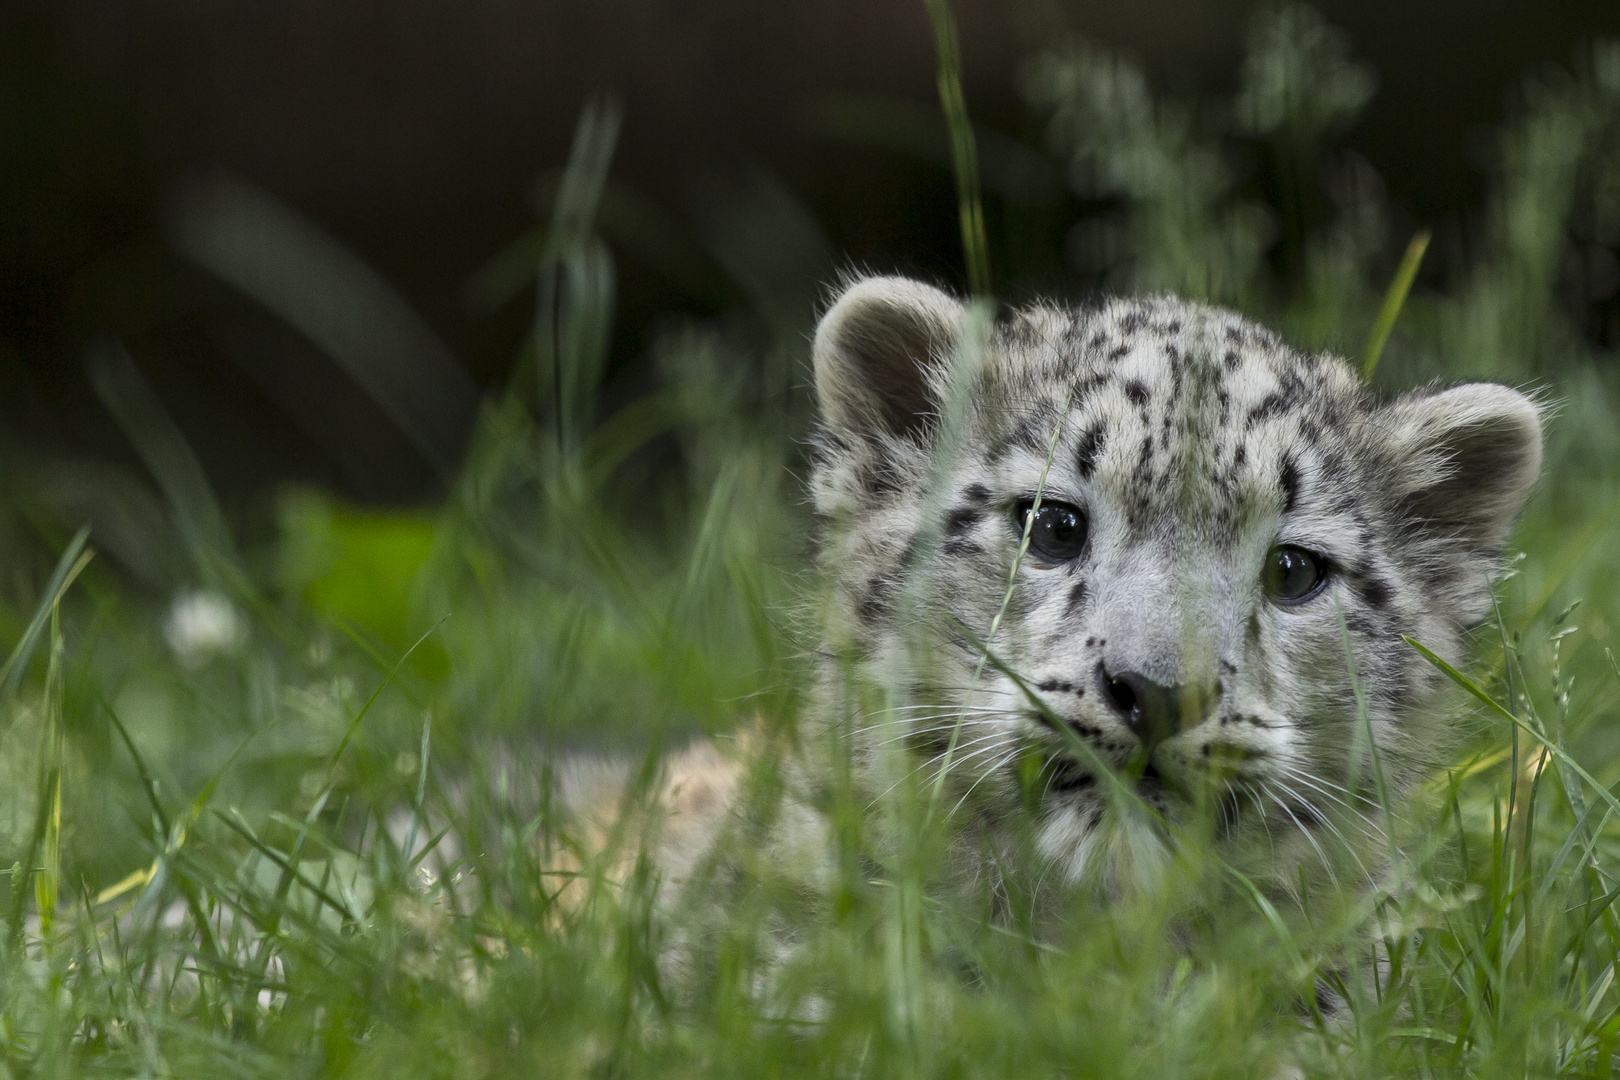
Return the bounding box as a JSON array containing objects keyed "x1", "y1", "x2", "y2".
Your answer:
[
  {"x1": 1026, "y1": 503, "x2": 1086, "y2": 560},
  {"x1": 1268, "y1": 546, "x2": 1321, "y2": 600}
]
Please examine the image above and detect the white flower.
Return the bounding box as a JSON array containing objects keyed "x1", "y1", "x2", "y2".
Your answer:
[{"x1": 163, "y1": 590, "x2": 247, "y2": 666}]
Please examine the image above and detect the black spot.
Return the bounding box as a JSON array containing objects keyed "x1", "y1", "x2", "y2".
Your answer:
[
  {"x1": 1108, "y1": 343, "x2": 1129, "y2": 361},
  {"x1": 1075, "y1": 424, "x2": 1107, "y2": 478},
  {"x1": 1010, "y1": 416, "x2": 1048, "y2": 453},
  {"x1": 1246, "y1": 392, "x2": 1289, "y2": 428},
  {"x1": 1279, "y1": 457, "x2": 1300, "y2": 515},
  {"x1": 1357, "y1": 574, "x2": 1391, "y2": 610},
  {"x1": 1223, "y1": 349, "x2": 1241, "y2": 370},
  {"x1": 943, "y1": 538, "x2": 984, "y2": 557},
  {"x1": 1074, "y1": 372, "x2": 1110, "y2": 397},
  {"x1": 1065, "y1": 579, "x2": 1089, "y2": 617},
  {"x1": 1000, "y1": 313, "x2": 1039, "y2": 347},
  {"x1": 1123, "y1": 380, "x2": 1150, "y2": 407},
  {"x1": 1233, "y1": 444, "x2": 1247, "y2": 467},
  {"x1": 945, "y1": 506, "x2": 982, "y2": 537},
  {"x1": 1136, "y1": 435, "x2": 1154, "y2": 477},
  {"x1": 859, "y1": 460, "x2": 906, "y2": 497},
  {"x1": 859, "y1": 580, "x2": 893, "y2": 624},
  {"x1": 962, "y1": 483, "x2": 991, "y2": 506}
]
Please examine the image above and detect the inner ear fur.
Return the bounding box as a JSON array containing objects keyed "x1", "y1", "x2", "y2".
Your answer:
[
  {"x1": 1382, "y1": 382, "x2": 1544, "y2": 553},
  {"x1": 812, "y1": 276, "x2": 965, "y2": 440}
]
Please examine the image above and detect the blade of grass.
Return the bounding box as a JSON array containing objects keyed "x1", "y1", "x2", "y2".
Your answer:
[
  {"x1": 323, "y1": 615, "x2": 450, "y2": 781},
  {"x1": 100, "y1": 693, "x2": 173, "y2": 838},
  {"x1": 1361, "y1": 229, "x2": 1430, "y2": 381},
  {"x1": 1407, "y1": 636, "x2": 1620, "y2": 829},
  {"x1": 213, "y1": 809, "x2": 359, "y2": 926},
  {"x1": 1337, "y1": 596, "x2": 1396, "y2": 863},
  {"x1": 5, "y1": 539, "x2": 90, "y2": 944},
  {"x1": 402, "y1": 711, "x2": 432, "y2": 862},
  {"x1": 922, "y1": 0, "x2": 991, "y2": 296},
  {"x1": 33, "y1": 594, "x2": 68, "y2": 938},
  {"x1": 535, "y1": 95, "x2": 621, "y2": 452},
  {"x1": 85, "y1": 342, "x2": 241, "y2": 578},
  {"x1": 0, "y1": 525, "x2": 91, "y2": 702}
]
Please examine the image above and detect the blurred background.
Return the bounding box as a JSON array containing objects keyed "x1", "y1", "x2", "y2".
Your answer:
[{"x1": 7, "y1": 0, "x2": 1620, "y2": 512}]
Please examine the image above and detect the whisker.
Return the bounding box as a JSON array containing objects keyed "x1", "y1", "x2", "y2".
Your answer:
[
  {"x1": 1269, "y1": 778, "x2": 1373, "y2": 886},
  {"x1": 863, "y1": 736, "x2": 1015, "y2": 810},
  {"x1": 848, "y1": 708, "x2": 1009, "y2": 738},
  {"x1": 1274, "y1": 765, "x2": 1387, "y2": 842},
  {"x1": 1261, "y1": 781, "x2": 1340, "y2": 890},
  {"x1": 948, "y1": 750, "x2": 1022, "y2": 819},
  {"x1": 860, "y1": 726, "x2": 1007, "y2": 754},
  {"x1": 1218, "y1": 779, "x2": 1242, "y2": 838},
  {"x1": 935, "y1": 741, "x2": 1017, "y2": 783},
  {"x1": 1274, "y1": 763, "x2": 1382, "y2": 812}
]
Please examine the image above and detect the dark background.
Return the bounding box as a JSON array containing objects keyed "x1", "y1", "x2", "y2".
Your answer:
[{"x1": 5, "y1": 0, "x2": 1618, "y2": 509}]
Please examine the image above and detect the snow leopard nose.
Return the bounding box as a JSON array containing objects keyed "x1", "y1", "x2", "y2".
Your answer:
[{"x1": 1098, "y1": 666, "x2": 1215, "y2": 751}]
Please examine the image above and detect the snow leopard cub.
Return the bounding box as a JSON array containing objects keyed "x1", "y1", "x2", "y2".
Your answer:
[
  {"x1": 792, "y1": 273, "x2": 1542, "y2": 894},
  {"x1": 594, "y1": 272, "x2": 1542, "y2": 918}
]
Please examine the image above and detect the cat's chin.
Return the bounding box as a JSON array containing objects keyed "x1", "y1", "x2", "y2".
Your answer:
[
  {"x1": 1034, "y1": 800, "x2": 1175, "y2": 896},
  {"x1": 1031, "y1": 784, "x2": 1290, "y2": 899}
]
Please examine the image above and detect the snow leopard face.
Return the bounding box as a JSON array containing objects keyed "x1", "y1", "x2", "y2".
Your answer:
[{"x1": 809, "y1": 276, "x2": 1542, "y2": 890}]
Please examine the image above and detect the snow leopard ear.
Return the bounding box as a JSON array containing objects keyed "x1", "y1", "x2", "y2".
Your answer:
[
  {"x1": 1383, "y1": 383, "x2": 1544, "y2": 552},
  {"x1": 812, "y1": 276, "x2": 965, "y2": 440}
]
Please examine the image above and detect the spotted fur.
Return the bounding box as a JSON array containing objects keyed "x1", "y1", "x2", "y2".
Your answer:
[{"x1": 806, "y1": 275, "x2": 1543, "y2": 892}]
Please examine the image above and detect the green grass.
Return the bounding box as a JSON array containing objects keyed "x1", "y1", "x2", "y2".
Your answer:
[{"x1": 2, "y1": 7, "x2": 1620, "y2": 1077}]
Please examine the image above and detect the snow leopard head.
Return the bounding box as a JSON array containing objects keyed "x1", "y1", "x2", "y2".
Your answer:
[{"x1": 809, "y1": 275, "x2": 1542, "y2": 890}]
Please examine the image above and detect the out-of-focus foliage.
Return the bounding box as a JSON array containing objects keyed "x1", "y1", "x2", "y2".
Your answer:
[{"x1": 0, "y1": 7, "x2": 1618, "y2": 1077}]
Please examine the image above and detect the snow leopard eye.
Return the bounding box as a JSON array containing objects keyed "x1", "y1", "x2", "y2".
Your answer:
[
  {"x1": 1018, "y1": 501, "x2": 1088, "y2": 562},
  {"x1": 1263, "y1": 545, "x2": 1328, "y2": 605}
]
